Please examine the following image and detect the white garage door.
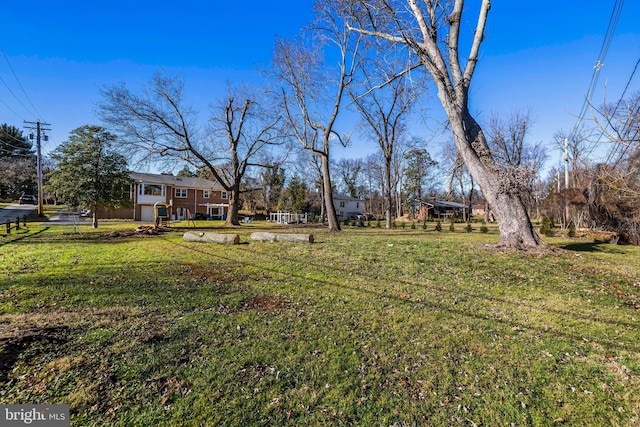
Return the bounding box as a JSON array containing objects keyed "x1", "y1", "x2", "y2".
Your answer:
[{"x1": 141, "y1": 206, "x2": 155, "y2": 222}]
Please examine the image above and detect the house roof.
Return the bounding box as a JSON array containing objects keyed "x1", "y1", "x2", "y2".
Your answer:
[
  {"x1": 432, "y1": 200, "x2": 467, "y2": 209},
  {"x1": 332, "y1": 193, "x2": 363, "y2": 202},
  {"x1": 130, "y1": 172, "x2": 222, "y2": 190},
  {"x1": 418, "y1": 200, "x2": 468, "y2": 209}
]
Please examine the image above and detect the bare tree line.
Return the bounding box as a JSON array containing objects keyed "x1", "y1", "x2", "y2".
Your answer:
[{"x1": 92, "y1": 0, "x2": 638, "y2": 246}]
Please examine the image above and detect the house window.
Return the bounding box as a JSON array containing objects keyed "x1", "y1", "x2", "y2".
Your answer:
[
  {"x1": 140, "y1": 183, "x2": 164, "y2": 196},
  {"x1": 175, "y1": 188, "x2": 188, "y2": 198},
  {"x1": 339, "y1": 201, "x2": 345, "y2": 208},
  {"x1": 356, "y1": 202, "x2": 360, "y2": 209},
  {"x1": 221, "y1": 191, "x2": 228, "y2": 200},
  {"x1": 203, "y1": 190, "x2": 210, "y2": 199}
]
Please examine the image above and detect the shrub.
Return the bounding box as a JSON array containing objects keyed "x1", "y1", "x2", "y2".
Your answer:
[
  {"x1": 411, "y1": 222, "x2": 416, "y2": 230},
  {"x1": 480, "y1": 222, "x2": 489, "y2": 233},
  {"x1": 465, "y1": 222, "x2": 473, "y2": 232},
  {"x1": 401, "y1": 222, "x2": 406, "y2": 229},
  {"x1": 344, "y1": 218, "x2": 350, "y2": 226},
  {"x1": 540, "y1": 216, "x2": 555, "y2": 237},
  {"x1": 449, "y1": 220, "x2": 455, "y2": 232},
  {"x1": 422, "y1": 219, "x2": 427, "y2": 230},
  {"x1": 568, "y1": 222, "x2": 576, "y2": 238},
  {"x1": 392, "y1": 221, "x2": 397, "y2": 229},
  {"x1": 376, "y1": 219, "x2": 381, "y2": 228},
  {"x1": 435, "y1": 221, "x2": 442, "y2": 232}
]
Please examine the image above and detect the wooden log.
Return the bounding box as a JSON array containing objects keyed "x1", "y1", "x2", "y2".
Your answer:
[
  {"x1": 183, "y1": 231, "x2": 240, "y2": 244},
  {"x1": 250, "y1": 232, "x2": 314, "y2": 243}
]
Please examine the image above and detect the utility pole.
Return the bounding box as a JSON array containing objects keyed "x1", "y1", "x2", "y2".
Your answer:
[
  {"x1": 563, "y1": 138, "x2": 569, "y2": 190},
  {"x1": 23, "y1": 120, "x2": 51, "y2": 217},
  {"x1": 563, "y1": 137, "x2": 570, "y2": 228}
]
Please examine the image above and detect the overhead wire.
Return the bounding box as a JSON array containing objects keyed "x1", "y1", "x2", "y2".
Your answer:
[
  {"x1": 561, "y1": 0, "x2": 626, "y2": 177},
  {"x1": 0, "y1": 96, "x2": 28, "y2": 121},
  {"x1": 572, "y1": 0, "x2": 625, "y2": 138},
  {"x1": 0, "y1": 44, "x2": 46, "y2": 122},
  {"x1": 0, "y1": 125, "x2": 37, "y2": 157},
  {"x1": 0, "y1": 74, "x2": 36, "y2": 120},
  {"x1": 602, "y1": 58, "x2": 640, "y2": 158}
]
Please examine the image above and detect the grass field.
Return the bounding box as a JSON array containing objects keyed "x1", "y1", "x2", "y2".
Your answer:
[{"x1": 1, "y1": 221, "x2": 639, "y2": 426}]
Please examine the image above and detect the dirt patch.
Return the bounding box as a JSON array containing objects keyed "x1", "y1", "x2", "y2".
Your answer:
[
  {"x1": 242, "y1": 294, "x2": 290, "y2": 312},
  {"x1": 0, "y1": 307, "x2": 143, "y2": 336},
  {"x1": 106, "y1": 226, "x2": 176, "y2": 239},
  {"x1": 0, "y1": 325, "x2": 70, "y2": 383},
  {"x1": 180, "y1": 261, "x2": 235, "y2": 283}
]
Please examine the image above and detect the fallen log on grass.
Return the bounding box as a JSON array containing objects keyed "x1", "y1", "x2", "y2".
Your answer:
[
  {"x1": 250, "y1": 232, "x2": 314, "y2": 243},
  {"x1": 183, "y1": 231, "x2": 240, "y2": 244}
]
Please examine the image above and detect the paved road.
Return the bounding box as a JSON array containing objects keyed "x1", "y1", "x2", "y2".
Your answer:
[
  {"x1": 0, "y1": 204, "x2": 90, "y2": 226},
  {"x1": 0, "y1": 204, "x2": 35, "y2": 224}
]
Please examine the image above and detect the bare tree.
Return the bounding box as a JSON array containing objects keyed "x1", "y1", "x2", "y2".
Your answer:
[
  {"x1": 584, "y1": 91, "x2": 640, "y2": 244},
  {"x1": 342, "y1": 0, "x2": 544, "y2": 248},
  {"x1": 335, "y1": 157, "x2": 364, "y2": 198},
  {"x1": 0, "y1": 158, "x2": 36, "y2": 200},
  {"x1": 349, "y1": 52, "x2": 421, "y2": 228},
  {"x1": 99, "y1": 74, "x2": 283, "y2": 226},
  {"x1": 486, "y1": 110, "x2": 548, "y2": 219},
  {"x1": 272, "y1": 1, "x2": 361, "y2": 232},
  {"x1": 362, "y1": 152, "x2": 386, "y2": 217},
  {"x1": 442, "y1": 140, "x2": 475, "y2": 220},
  {"x1": 552, "y1": 126, "x2": 592, "y2": 190}
]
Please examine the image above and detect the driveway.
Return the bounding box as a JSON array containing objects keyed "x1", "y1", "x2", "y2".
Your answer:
[{"x1": 0, "y1": 204, "x2": 35, "y2": 224}]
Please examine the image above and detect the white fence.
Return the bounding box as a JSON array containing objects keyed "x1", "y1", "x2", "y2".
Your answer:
[{"x1": 269, "y1": 211, "x2": 308, "y2": 224}]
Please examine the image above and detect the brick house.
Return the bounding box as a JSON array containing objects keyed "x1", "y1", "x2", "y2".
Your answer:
[{"x1": 99, "y1": 172, "x2": 229, "y2": 221}]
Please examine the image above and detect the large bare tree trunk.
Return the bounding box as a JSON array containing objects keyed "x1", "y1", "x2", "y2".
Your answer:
[
  {"x1": 448, "y1": 110, "x2": 542, "y2": 247},
  {"x1": 225, "y1": 183, "x2": 241, "y2": 226},
  {"x1": 345, "y1": 0, "x2": 544, "y2": 248},
  {"x1": 321, "y1": 155, "x2": 341, "y2": 231},
  {"x1": 384, "y1": 156, "x2": 393, "y2": 229}
]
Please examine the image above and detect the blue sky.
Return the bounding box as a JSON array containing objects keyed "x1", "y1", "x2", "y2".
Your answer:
[{"x1": 1, "y1": 1, "x2": 639, "y2": 171}]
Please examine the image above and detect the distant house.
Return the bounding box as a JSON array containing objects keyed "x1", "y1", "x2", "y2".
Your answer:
[
  {"x1": 414, "y1": 200, "x2": 470, "y2": 221},
  {"x1": 332, "y1": 194, "x2": 364, "y2": 220},
  {"x1": 99, "y1": 172, "x2": 228, "y2": 221}
]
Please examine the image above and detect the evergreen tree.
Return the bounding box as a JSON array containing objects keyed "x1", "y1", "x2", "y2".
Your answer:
[
  {"x1": 261, "y1": 164, "x2": 286, "y2": 212},
  {"x1": 0, "y1": 124, "x2": 34, "y2": 158},
  {"x1": 47, "y1": 125, "x2": 131, "y2": 228},
  {"x1": 0, "y1": 124, "x2": 36, "y2": 199},
  {"x1": 403, "y1": 148, "x2": 437, "y2": 211},
  {"x1": 278, "y1": 175, "x2": 309, "y2": 213}
]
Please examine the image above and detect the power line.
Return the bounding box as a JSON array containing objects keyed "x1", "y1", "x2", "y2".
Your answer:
[
  {"x1": 572, "y1": 0, "x2": 625, "y2": 137},
  {"x1": 0, "y1": 74, "x2": 36, "y2": 120},
  {"x1": 0, "y1": 45, "x2": 44, "y2": 121},
  {"x1": 614, "y1": 55, "x2": 640, "y2": 110},
  {"x1": 0, "y1": 127, "x2": 31, "y2": 145},
  {"x1": 0, "y1": 93, "x2": 28, "y2": 121}
]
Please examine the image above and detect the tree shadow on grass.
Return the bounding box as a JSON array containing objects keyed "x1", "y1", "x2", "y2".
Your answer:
[
  {"x1": 560, "y1": 240, "x2": 626, "y2": 254},
  {"x1": 168, "y1": 235, "x2": 640, "y2": 355},
  {"x1": 0, "y1": 227, "x2": 50, "y2": 247}
]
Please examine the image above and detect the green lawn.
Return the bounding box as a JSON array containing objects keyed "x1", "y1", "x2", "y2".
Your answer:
[{"x1": 1, "y1": 223, "x2": 639, "y2": 426}]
